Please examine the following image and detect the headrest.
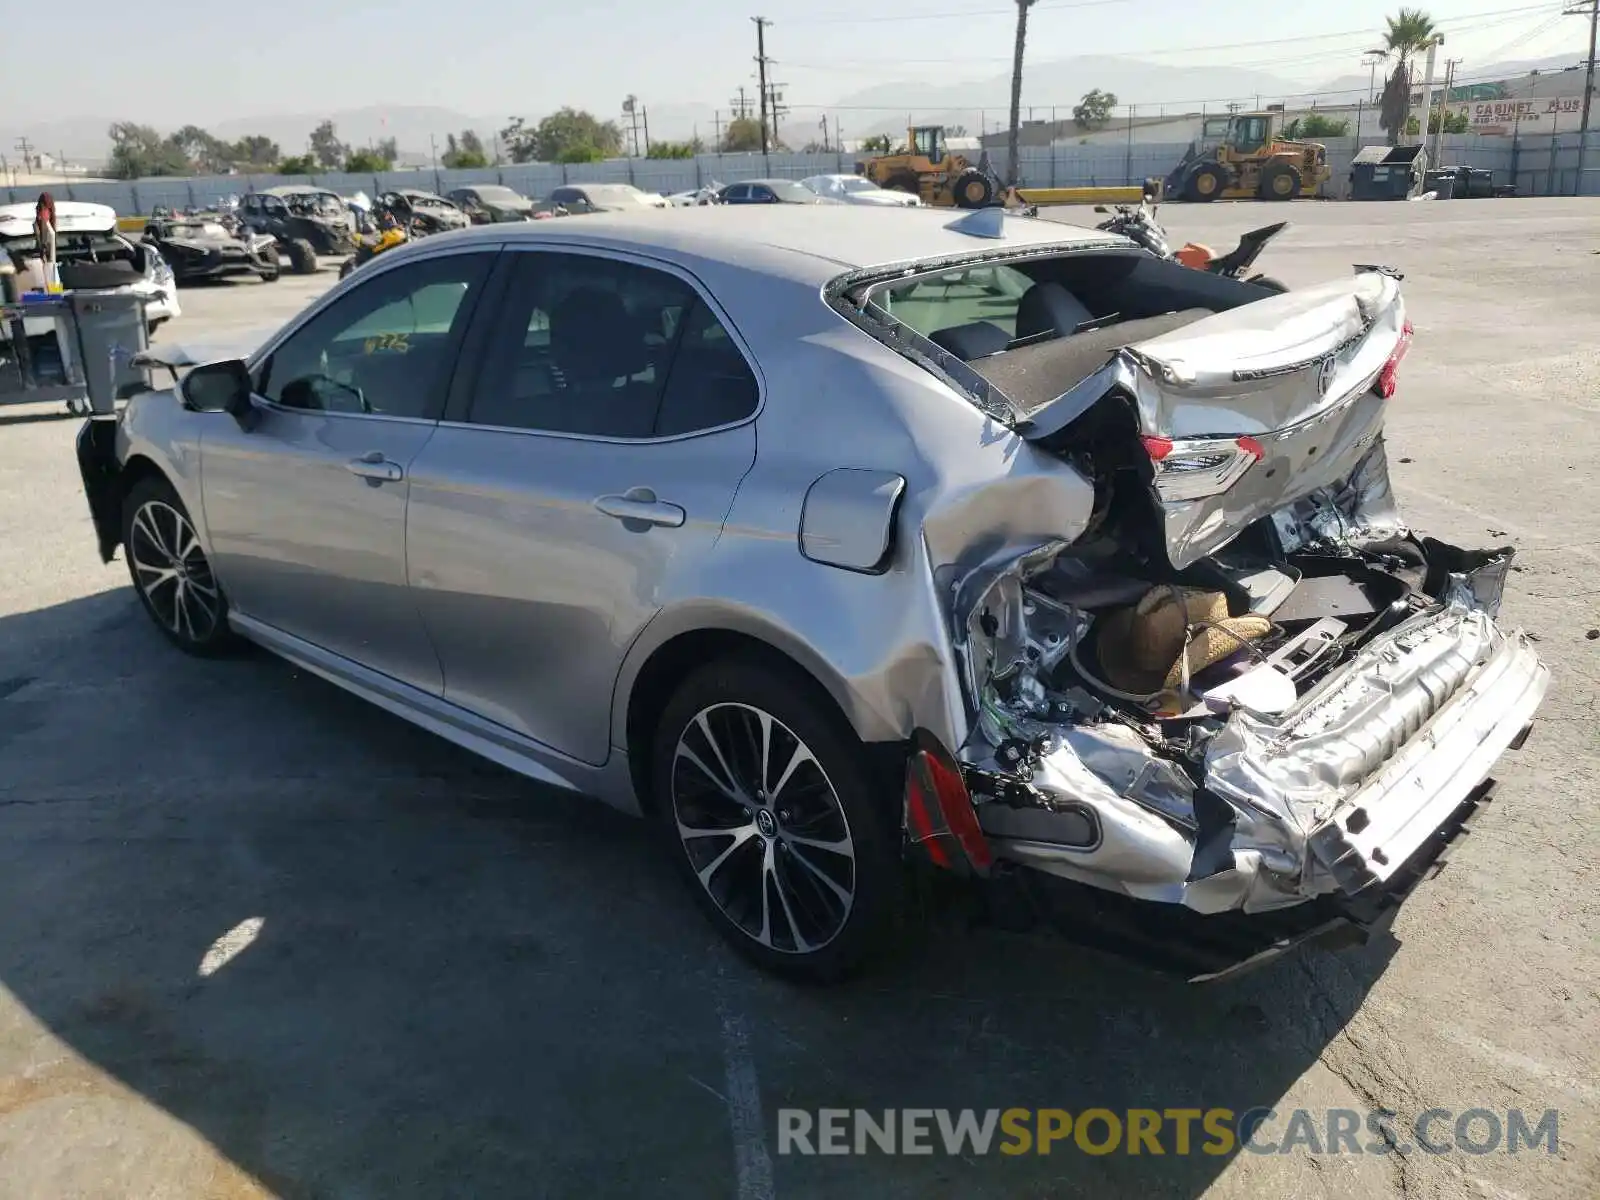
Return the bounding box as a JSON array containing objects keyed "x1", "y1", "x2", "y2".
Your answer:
[
  {"x1": 549, "y1": 287, "x2": 649, "y2": 383},
  {"x1": 1014, "y1": 282, "x2": 1095, "y2": 340}
]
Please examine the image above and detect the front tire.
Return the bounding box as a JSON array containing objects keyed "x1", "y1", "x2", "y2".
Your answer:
[
  {"x1": 122, "y1": 475, "x2": 236, "y2": 656},
  {"x1": 953, "y1": 169, "x2": 996, "y2": 209},
  {"x1": 1187, "y1": 164, "x2": 1226, "y2": 202},
  {"x1": 286, "y1": 239, "x2": 318, "y2": 275},
  {"x1": 651, "y1": 657, "x2": 900, "y2": 981}
]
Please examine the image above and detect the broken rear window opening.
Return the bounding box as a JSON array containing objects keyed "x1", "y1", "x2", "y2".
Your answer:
[{"x1": 843, "y1": 245, "x2": 1546, "y2": 978}]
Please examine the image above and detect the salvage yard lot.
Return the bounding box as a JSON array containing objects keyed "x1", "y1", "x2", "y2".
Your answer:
[{"x1": 0, "y1": 198, "x2": 1595, "y2": 1199}]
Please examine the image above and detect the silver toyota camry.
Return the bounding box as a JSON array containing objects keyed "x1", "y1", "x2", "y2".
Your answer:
[{"x1": 77, "y1": 206, "x2": 1547, "y2": 983}]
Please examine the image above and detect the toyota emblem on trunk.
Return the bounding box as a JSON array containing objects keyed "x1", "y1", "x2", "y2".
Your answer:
[{"x1": 1315, "y1": 356, "x2": 1336, "y2": 396}]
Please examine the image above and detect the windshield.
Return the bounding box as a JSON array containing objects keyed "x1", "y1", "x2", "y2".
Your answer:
[
  {"x1": 409, "y1": 195, "x2": 453, "y2": 210},
  {"x1": 839, "y1": 178, "x2": 879, "y2": 193},
  {"x1": 869, "y1": 263, "x2": 1035, "y2": 341},
  {"x1": 581, "y1": 185, "x2": 648, "y2": 206},
  {"x1": 170, "y1": 221, "x2": 230, "y2": 238},
  {"x1": 764, "y1": 180, "x2": 816, "y2": 203},
  {"x1": 474, "y1": 186, "x2": 526, "y2": 204},
  {"x1": 286, "y1": 192, "x2": 343, "y2": 217}
]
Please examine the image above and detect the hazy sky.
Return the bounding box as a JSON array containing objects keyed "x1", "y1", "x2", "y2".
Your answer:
[{"x1": 10, "y1": 0, "x2": 1588, "y2": 125}]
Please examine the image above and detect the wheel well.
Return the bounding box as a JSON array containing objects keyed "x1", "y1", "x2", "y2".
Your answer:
[
  {"x1": 118, "y1": 455, "x2": 166, "y2": 508},
  {"x1": 623, "y1": 628, "x2": 903, "y2": 816}
]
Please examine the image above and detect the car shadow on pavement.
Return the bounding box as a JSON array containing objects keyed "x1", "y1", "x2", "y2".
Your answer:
[{"x1": 0, "y1": 590, "x2": 1398, "y2": 1199}]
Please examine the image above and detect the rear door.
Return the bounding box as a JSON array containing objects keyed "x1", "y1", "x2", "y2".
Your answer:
[{"x1": 405, "y1": 247, "x2": 761, "y2": 765}]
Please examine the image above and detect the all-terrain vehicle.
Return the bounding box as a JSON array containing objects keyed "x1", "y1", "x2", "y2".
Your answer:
[
  {"x1": 142, "y1": 211, "x2": 281, "y2": 284},
  {"x1": 374, "y1": 189, "x2": 471, "y2": 235},
  {"x1": 337, "y1": 213, "x2": 409, "y2": 280},
  {"x1": 238, "y1": 187, "x2": 357, "y2": 273}
]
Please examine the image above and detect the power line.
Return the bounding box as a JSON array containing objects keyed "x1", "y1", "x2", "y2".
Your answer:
[
  {"x1": 776, "y1": 4, "x2": 1568, "y2": 69},
  {"x1": 782, "y1": 0, "x2": 1135, "y2": 26}
]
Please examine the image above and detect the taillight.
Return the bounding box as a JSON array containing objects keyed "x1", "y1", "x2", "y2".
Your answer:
[
  {"x1": 1376, "y1": 320, "x2": 1414, "y2": 399},
  {"x1": 1142, "y1": 433, "x2": 1265, "y2": 501},
  {"x1": 903, "y1": 730, "x2": 991, "y2": 876}
]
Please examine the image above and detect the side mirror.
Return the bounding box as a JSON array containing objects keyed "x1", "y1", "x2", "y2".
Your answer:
[{"x1": 181, "y1": 359, "x2": 258, "y2": 431}]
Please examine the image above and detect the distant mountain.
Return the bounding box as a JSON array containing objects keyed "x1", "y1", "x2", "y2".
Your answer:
[
  {"x1": 1310, "y1": 53, "x2": 1587, "y2": 103},
  {"x1": 827, "y1": 55, "x2": 1304, "y2": 140}
]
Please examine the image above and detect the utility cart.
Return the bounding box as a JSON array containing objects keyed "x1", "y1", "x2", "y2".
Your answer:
[{"x1": 1, "y1": 290, "x2": 152, "y2": 417}]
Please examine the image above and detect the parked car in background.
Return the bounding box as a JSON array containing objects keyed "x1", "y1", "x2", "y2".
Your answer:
[
  {"x1": 447, "y1": 185, "x2": 540, "y2": 224},
  {"x1": 376, "y1": 190, "x2": 471, "y2": 235},
  {"x1": 76, "y1": 206, "x2": 1544, "y2": 985},
  {"x1": 239, "y1": 187, "x2": 356, "y2": 269},
  {"x1": 0, "y1": 200, "x2": 179, "y2": 335},
  {"x1": 716, "y1": 179, "x2": 836, "y2": 205},
  {"x1": 548, "y1": 183, "x2": 669, "y2": 214},
  {"x1": 800, "y1": 174, "x2": 921, "y2": 207}
]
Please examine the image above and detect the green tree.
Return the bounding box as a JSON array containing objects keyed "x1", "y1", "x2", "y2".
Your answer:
[
  {"x1": 1405, "y1": 109, "x2": 1469, "y2": 135},
  {"x1": 309, "y1": 119, "x2": 347, "y2": 169},
  {"x1": 719, "y1": 117, "x2": 765, "y2": 153},
  {"x1": 166, "y1": 125, "x2": 234, "y2": 173},
  {"x1": 441, "y1": 130, "x2": 489, "y2": 169},
  {"x1": 277, "y1": 154, "x2": 316, "y2": 176},
  {"x1": 230, "y1": 135, "x2": 281, "y2": 170},
  {"x1": 1071, "y1": 88, "x2": 1118, "y2": 131},
  {"x1": 106, "y1": 122, "x2": 189, "y2": 179},
  {"x1": 1283, "y1": 114, "x2": 1351, "y2": 139},
  {"x1": 344, "y1": 141, "x2": 396, "y2": 173},
  {"x1": 858, "y1": 133, "x2": 895, "y2": 154},
  {"x1": 646, "y1": 138, "x2": 702, "y2": 159},
  {"x1": 1378, "y1": 65, "x2": 1411, "y2": 145},
  {"x1": 498, "y1": 109, "x2": 623, "y2": 163},
  {"x1": 1383, "y1": 7, "x2": 1438, "y2": 73}
]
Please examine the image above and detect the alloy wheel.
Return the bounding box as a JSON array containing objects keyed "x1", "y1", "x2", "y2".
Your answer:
[
  {"x1": 671, "y1": 702, "x2": 857, "y2": 954},
  {"x1": 128, "y1": 500, "x2": 221, "y2": 642}
]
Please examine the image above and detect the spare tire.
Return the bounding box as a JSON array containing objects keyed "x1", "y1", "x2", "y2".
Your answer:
[
  {"x1": 953, "y1": 169, "x2": 995, "y2": 209},
  {"x1": 59, "y1": 260, "x2": 142, "y2": 291}
]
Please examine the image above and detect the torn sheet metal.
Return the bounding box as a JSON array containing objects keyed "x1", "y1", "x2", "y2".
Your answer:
[{"x1": 1271, "y1": 437, "x2": 1410, "y2": 554}]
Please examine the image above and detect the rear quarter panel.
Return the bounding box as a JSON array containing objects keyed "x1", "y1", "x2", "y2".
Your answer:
[{"x1": 610, "y1": 262, "x2": 1099, "y2": 754}]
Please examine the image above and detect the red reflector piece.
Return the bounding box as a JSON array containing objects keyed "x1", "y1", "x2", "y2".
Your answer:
[
  {"x1": 902, "y1": 731, "x2": 992, "y2": 876},
  {"x1": 1376, "y1": 319, "x2": 1414, "y2": 400},
  {"x1": 1141, "y1": 435, "x2": 1174, "y2": 461},
  {"x1": 1236, "y1": 435, "x2": 1265, "y2": 461}
]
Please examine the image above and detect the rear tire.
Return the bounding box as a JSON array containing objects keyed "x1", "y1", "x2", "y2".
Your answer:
[
  {"x1": 122, "y1": 475, "x2": 238, "y2": 657},
  {"x1": 1187, "y1": 164, "x2": 1226, "y2": 202},
  {"x1": 286, "y1": 239, "x2": 318, "y2": 275},
  {"x1": 651, "y1": 656, "x2": 901, "y2": 982},
  {"x1": 884, "y1": 171, "x2": 921, "y2": 196}
]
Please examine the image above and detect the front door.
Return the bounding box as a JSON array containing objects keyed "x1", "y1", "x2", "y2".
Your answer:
[
  {"x1": 406, "y1": 247, "x2": 761, "y2": 764},
  {"x1": 200, "y1": 248, "x2": 496, "y2": 693}
]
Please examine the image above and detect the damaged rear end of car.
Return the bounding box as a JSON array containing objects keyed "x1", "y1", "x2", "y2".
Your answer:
[{"x1": 833, "y1": 226, "x2": 1548, "y2": 981}]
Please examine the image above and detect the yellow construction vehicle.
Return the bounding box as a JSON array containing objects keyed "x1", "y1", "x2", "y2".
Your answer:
[
  {"x1": 860, "y1": 124, "x2": 1161, "y2": 208},
  {"x1": 857, "y1": 126, "x2": 1002, "y2": 208},
  {"x1": 1164, "y1": 111, "x2": 1330, "y2": 202}
]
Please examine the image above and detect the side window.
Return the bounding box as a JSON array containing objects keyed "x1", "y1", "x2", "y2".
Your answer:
[
  {"x1": 723, "y1": 184, "x2": 748, "y2": 202},
  {"x1": 467, "y1": 253, "x2": 722, "y2": 438},
  {"x1": 260, "y1": 253, "x2": 492, "y2": 419},
  {"x1": 654, "y1": 300, "x2": 759, "y2": 437},
  {"x1": 752, "y1": 186, "x2": 774, "y2": 203}
]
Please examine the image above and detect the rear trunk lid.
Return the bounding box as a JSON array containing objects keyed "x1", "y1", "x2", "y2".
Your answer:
[{"x1": 1012, "y1": 270, "x2": 1409, "y2": 569}]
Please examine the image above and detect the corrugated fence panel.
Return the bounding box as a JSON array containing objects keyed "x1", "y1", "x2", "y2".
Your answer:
[{"x1": 3, "y1": 133, "x2": 1588, "y2": 210}]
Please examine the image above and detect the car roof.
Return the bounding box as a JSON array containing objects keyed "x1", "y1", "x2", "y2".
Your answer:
[
  {"x1": 258, "y1": 186, "x2": 337, "y2": 197},
  {"x1": 738, "y1": 179, "x2": 805, "y2": 187},
  {"x1": 379, "y1": 205, "x2": 1113, "y2": 285}
]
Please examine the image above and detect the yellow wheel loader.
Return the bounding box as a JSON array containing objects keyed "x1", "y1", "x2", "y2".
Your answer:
[{"x1": 1165, "y1": 112, "x2": 1330, "y2": 202}]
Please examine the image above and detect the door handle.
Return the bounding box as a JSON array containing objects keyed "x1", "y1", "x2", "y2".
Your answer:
[
  {"x1": 346, "y1": 451, "x2": 404, "y2": 483},
  {"x1": 594, "y1": 487, "x2": 685, "y2": 528}
]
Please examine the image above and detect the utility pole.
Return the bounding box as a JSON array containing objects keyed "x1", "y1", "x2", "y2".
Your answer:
[
  {"x1": 713, "y1": 110, "x2": 724, "y2": 151},
  {"x1": 642, "y1": 107, "x2": 652, "y2": 157},
  {"x1": 1433, "y1": 58, "x2": 1461, "y2": 166},
  {"x1": 14, "y1": 136, "x2": 34, "y2": 174},
  {"x1": 765, "y1": 81, "x2": 789, "y2": 146},
  {"x1": 1416, "y1": 37, "x2": 1443, "y2": 155},
  {"x1": 753, "y1": 16, "x2": 773, "y2": 156},
  {"x1": 820, "y1": 115, "x2": 830, "y2": 152},
  {"x1": 1566, "y1": 2, "x2": 1598, "y2": 135},
  {"x1": 1005, "y1": 0, "x2": 1036, "y2": 188},
  {"x1": 729, "y1": 88, "x2": 752, "y2": 121}
]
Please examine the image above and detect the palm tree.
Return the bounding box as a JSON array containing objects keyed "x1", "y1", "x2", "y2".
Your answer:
[
  {"x1": 1378, "y1": 9, "x2": 1440, "y2": 145},
  {"x1": 1384, "y1": 8, "x2": 1439, "y2": 82}
]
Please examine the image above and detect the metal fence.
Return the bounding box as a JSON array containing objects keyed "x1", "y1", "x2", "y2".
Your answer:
[{"x1": 5, "y1": 132, "x2": 1595, "y2": 213}]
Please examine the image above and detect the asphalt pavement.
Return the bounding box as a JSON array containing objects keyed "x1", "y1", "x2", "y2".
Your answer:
[{"x1": 0, "y1": 200, "x2": 1596, "y2": 1199}]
